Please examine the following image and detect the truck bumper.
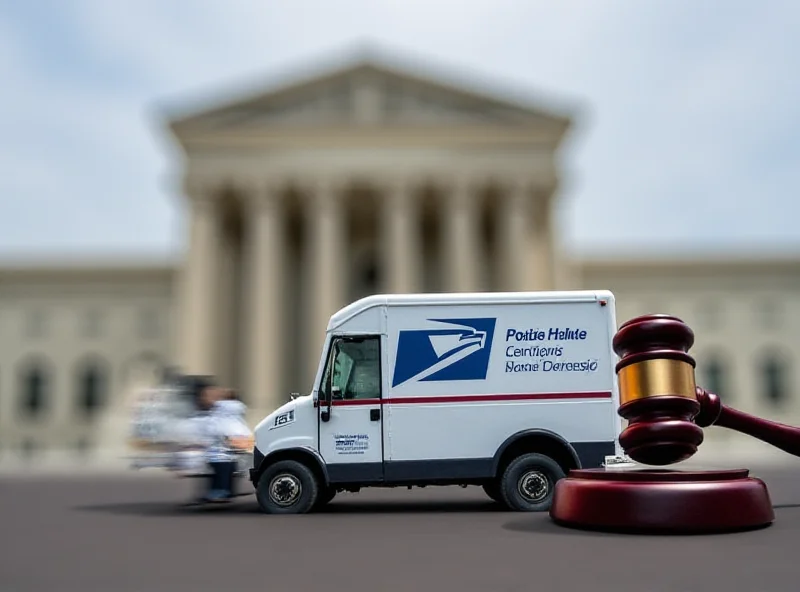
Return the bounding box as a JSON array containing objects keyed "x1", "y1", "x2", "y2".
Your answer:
[{"x1": 249, "y1": 446, "x2": 265, "y2": 485}]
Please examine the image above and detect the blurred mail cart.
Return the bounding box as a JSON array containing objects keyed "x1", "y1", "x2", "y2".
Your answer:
[{"x1": 127, "y1": 373, "x2": 254, "y2": 483}]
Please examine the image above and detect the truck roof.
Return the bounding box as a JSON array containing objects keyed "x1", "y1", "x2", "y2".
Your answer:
[{"x1": 327, "y1": 289, "x2": 615, "y2": 332}]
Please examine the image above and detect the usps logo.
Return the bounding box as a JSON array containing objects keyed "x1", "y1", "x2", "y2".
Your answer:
[{"x1": 391, "y1": 318, "x2": 496, "y2": 388}]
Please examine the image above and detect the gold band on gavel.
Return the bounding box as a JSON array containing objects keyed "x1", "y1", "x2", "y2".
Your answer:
[{"x1": 617, "y1": 358, "x2": 697, "y2": 406}]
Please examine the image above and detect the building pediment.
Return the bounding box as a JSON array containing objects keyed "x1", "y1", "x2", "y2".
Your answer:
[{"x1": 166, "y1": 55, "x2": 573, "y2": 142}]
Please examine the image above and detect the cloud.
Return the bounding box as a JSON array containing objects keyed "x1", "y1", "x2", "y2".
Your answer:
[{"x1": 0, "y1": 0, "x2": 798, "y2": 258}]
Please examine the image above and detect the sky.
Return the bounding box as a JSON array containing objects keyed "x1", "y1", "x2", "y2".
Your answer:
[{"x1": 0, "y1": 0, "x2": 798, "y2": 261}]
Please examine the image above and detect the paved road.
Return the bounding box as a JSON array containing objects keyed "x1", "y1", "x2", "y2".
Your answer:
[{"x1": 1, "y1": 467, "x2": 799, "y2": 592}]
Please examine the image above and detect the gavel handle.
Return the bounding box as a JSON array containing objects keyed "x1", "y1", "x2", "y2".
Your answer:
[{"x1": 695, "y1": 387, "x2": 800, "y2": 458}]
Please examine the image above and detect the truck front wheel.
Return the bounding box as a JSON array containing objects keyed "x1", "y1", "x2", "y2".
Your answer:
[
  {"x1": 256, "y1": 460, "x2": 319, "y2": 514},
  {"x1": 499, "y1": 453, "x2": 565, "y2": 512}
]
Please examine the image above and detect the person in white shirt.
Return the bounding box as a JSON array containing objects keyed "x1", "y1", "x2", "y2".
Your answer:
[
  {"x1": 203, "y1": 388, "x2": 252, "y2": 502},
  {"x1": 180, "y1": 382, "x2": 221, "y2": 506}
]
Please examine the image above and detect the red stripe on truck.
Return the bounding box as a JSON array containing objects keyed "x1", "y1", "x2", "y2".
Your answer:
[{"x1": 323, "y1": 391, "x2": 613, "y2": 406}]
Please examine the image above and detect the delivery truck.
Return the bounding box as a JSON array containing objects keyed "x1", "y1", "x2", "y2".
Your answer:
[{"x1": 249, "y1": 290, "x2": 625, "y2": 514}]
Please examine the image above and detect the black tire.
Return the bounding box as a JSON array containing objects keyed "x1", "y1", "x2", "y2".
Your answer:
[
  {"x1": 256, "y1": 460, "x2": 319, "y2": 514},
  {"x1": 499, "y1": 453, "x2": 566, "y2": 512},
  {"x1": 482, "y1": 481, "x2": 502, "y2": 504}
]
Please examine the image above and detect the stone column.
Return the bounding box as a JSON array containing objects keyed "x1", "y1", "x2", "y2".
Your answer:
[
  {"x1": 541, "y1": 197, "x2": 559, "y2": 290},
  {"x1": 243, "y1": 181, "x2": 285, "y2": 416},
  {"x1": 526, "y1": 187, "x2": 554, "y2": 291},
  {"x1": 547, "y1": 199, "x2": 576, "y2": 291},
  {"x1": 383, "y1": 178, "x2": 422, "y2": 293},
  {"x1": 496, "y1": 180, "x2": 531, "y2": 291},
  {"x1": 179, "y1": 181, "x2": 222, "y2": 375},
  {"x1": 216, "y1": 217, "x2": 236, "y2": 387},
  {"x1": 442, "y1": 176, "x2": 480, "y2": 292},
  {"x1": 307, "y1": 178, "x2": 346, "y2": 385}
]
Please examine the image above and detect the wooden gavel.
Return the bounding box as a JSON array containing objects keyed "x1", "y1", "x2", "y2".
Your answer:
[{"x1": 613, "y1": 313, "x2": 800, "y2": 465}]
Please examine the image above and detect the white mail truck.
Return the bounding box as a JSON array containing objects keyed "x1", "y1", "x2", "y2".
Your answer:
[{"x1": 249, "y1": 290, "x2": 624, "y2": 514}]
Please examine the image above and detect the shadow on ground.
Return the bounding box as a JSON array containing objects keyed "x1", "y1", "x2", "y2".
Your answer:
[
  {"x1": 73, "y1": 497, "x2": 506, "y2": 517},
  {"x1": 501, "y1": 516, "x2": 775, "y2": 538},
  {"x1": 72, "y1": 495, "x2": 800, "y2": 520}
]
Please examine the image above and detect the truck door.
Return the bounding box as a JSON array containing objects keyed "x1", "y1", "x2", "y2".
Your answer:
[{"x1": 318, "y1": 334, "x2": 384, "y2": 483}]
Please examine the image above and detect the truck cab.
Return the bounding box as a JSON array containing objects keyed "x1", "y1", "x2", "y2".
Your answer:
[{"x1": 249, "y1": 290, "x2": 623, "y2": 514}]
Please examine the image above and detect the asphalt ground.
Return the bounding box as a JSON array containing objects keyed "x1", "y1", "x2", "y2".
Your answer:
[{"x1": 1, "y1": 467, "x2": 799, "y2": 592}]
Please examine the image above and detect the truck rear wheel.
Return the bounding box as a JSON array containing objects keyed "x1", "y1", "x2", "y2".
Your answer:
[
  {"x1": 256, "y1": 460, "x2": 319, "y2": 514},
  {"x1": 499, "y1": 452, "x2": 565, "y2": 512}
]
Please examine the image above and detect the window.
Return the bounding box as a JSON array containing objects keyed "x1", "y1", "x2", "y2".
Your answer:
[
  {"x1": 321, "y1": 336, "x2": 381, "y2": 401},
  {"x1": 76, "y1": 359, "x2": 108, "y2": 418},
  {"x1": 18, "y1": 359, "x2": 49, "y2": 419},
  {"x1": 362, "y1": 261, "x2": 378, "y2": 293},
  {"x1": 760, "y1": 351, "x2": 790, "y2": 406},
  {"x1": 700, "y1": 354, "x2": 729, "y2": 400}
]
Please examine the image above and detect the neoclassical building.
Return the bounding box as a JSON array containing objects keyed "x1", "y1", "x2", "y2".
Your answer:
[
  {"x1": 0, "y1": 53, "x2": 798, "y2": 466},
  {"x1": 169, "y1": 57, "x2": 572, "y2": 421}
]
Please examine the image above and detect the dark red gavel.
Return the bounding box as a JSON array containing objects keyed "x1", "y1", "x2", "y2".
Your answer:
[{"x1": 613, "y1": 313, "x2": 800, "y2": 465}]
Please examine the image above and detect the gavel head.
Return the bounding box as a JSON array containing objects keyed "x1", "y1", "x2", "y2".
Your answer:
[{"x1": 612, "y1": 314, "x2": 704, "y2": 466}]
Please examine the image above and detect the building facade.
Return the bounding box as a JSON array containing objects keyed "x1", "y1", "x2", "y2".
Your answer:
[
  {"x1": 168, "y1": 58, "x2": 571, "y2": 421},
  {"x1": 0, "y1": 263, "x2": 175, "y2": 463},
  {"x1": 0, "y1": 56, "x2": 798, "y2": 466},
  {"x1": 580, "y1": 258, "x2": 800, "y2": 419}
]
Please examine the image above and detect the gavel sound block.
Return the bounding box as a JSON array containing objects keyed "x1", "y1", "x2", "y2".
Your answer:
[{"x1": 548, "y1": 313, "x2": 798, "y2": 534}]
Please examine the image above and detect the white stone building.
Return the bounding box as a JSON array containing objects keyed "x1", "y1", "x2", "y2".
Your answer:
[{"x1": 1, "y1": 54, "x2": 797, "y2": 468}]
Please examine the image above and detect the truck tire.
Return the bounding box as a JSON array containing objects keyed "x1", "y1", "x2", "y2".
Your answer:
[
  {"x1": 256, "y1": 460, "x2": 319, "y2": 514},
  {"x1": 499, "y1": 452, "x2": 565, "y2": 512}
]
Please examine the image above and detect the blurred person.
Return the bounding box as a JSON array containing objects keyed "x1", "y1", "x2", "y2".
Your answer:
[
  {"x1": 204, "y1": 388, "x2": 251, "y2": 502},
  {"x1": 181, "y1": 382, "x2": 223, "y2": 505}
]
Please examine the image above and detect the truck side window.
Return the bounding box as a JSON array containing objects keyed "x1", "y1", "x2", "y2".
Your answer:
[{"x1": 325, "y1": 335, "x2": 382, "y2": 400}]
